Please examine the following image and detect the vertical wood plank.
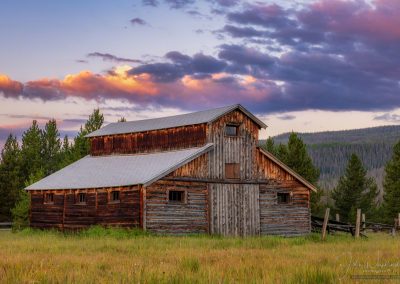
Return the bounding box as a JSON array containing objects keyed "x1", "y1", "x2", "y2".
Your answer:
[{"x1": 321, "y1": 208, "x2": 330, "y2": 241}]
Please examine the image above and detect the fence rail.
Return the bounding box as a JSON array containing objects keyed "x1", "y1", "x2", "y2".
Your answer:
[
  {"x1": 0, "y1": 222, "x2": 12, "y2": 230},
  {"x1": 312, "y1": 214, "x2": 396, "y2": 238}
]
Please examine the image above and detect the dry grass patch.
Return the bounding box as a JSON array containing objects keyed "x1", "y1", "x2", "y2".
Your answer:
[{"x1": 0, "y1": 228, "x2": 399, "y2": 283}]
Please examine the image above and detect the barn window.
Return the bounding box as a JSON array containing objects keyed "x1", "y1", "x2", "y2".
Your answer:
[
  {"x1": 110, "y1": 190, "x2": 120, "y2": 202},
  {"x1": 77, "y1": 193, "x2": 86, "y2": 204},
  {"x1": 225, "y1": 124, "x2": 239, "y2": 136},
  {"x1": 225, "y1": 163, "x2": 240, "y2": 179},
  {"x1": 44, "y1": 193, "x2": 54, "y2": 204},
  {"x1": 277, "y1": 192, "x2": 290, "y2": 204},
  {"x1": 169, "y1": 190, "x2": 184, "y2": 203}
]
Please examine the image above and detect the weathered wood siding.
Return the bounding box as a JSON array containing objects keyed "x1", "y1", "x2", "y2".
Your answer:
[
  {"x1": 259, "y1": 183, "x2": 310, "y2": 236},
  {"x1": 30, "y1": 186, "x2": 140, "y2": 229},
  {"x1": 209, "y1": 184, "x2": 260, "y2": 236},
  {"x1": 145, "y1": 180, "x2": 208, "y2": 234},
  {"x1": 207, "y1": 110, "x2": 260, "y2": 180},
  {"x1": 255, "y1": 148, "x2": 295, "y2": 181},
  {"x1": 90, "y1": 124, "x2": 207, "y2": 156},
  {"x1": 256, "y1": 149, "x2": 311, "y2": 236},
  {"x1": 168, "y1": 153, "x2": 208, "y2": 178},
  {"x1": 30, "y1": 192, "x2": 64, "y2": 229}
]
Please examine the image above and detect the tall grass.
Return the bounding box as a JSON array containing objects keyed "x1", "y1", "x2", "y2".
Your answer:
[{"x1": 0, "y1": 228, "x2": 399, "y2": 283}]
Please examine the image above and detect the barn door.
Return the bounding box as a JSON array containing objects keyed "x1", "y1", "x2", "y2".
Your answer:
[{"x1": 209, "y1": 184, "x2": 260, "y2": 236}]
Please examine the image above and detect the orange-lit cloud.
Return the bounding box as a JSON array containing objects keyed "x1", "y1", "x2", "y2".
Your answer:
[{"x1": 0, "y1": 75, "x2": 23, "y2": 97}]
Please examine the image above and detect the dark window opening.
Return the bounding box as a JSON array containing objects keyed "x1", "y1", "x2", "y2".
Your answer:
[
  {"x1": 78, "y1": 193, "x2": 86, "y2": 204},
  {"x1": 44, "y1": 193, "x2": 54, "y2": 204},
  {"x1": 277, "y1": 192, "x2": 290, "y2": 204},
  {"x1": 225, "y1": 163, "x2": 240, "y2": 179},
  {"x1": 169, "y1": 190, "x2": 184, "y2": 202},
  {"x1": 225, "y1": 124, "x2": 239, "y2": 136},
  {"x1": 111, "y1": 191, "x2": 120, "y2": 202}
]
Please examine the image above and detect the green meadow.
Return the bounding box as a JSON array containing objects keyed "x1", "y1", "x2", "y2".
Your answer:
[{"x1": 0, "y1": 227, "x2": 399, "y2": 283}]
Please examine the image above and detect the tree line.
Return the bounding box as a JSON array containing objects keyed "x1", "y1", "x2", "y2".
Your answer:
[
  {"x1": 263, "y1": 134, "x2": 400, "y2": 224},
  {"x1": 1, "y1": 110, "x2": 399, "y2": 227},
  {"x1": 0, "y1": 109, "x2": 104, "y2": 225}
]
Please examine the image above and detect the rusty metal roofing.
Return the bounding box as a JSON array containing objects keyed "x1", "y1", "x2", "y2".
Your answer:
[
  {"x1": 86, "y1": 104, "x2": 267, "y2": 138},
  {"x1": 26, "y1": 144, "x2": 213, "y2": 190}
]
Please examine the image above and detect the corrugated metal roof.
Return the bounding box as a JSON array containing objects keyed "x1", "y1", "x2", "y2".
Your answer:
[
  {"x1": 26, "y1": 144, "x2": 213, "y2": 190},
  {"x1": 86, "y1": 104, "x2": 267, "y2": 137}
]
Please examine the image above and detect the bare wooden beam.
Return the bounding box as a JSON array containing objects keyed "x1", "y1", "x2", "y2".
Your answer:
[
  {"x1": 163, "y1": 177, "x2": 271, "y2": 184},
  {"x1": 321, "y1": 208, "x2": 330, "y2": 241},
  {"x1": 355, "y1": 209, "x2": 361, "y2": 238}
]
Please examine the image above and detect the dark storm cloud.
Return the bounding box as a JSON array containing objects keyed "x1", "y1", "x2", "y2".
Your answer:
[
  {"x1": 2, "y1": 0, "x2": 400, "y2": 115},
  {"x1": 130, "y1": 17, "x2": 147, "y2": 26},
  {"x1": 129, "y1": 51, "x2": 227, "y2": 82},
  {"x1": 87, "y1": 52, "x2": 143, "y2": 64},
  {"x1": 276, "y1": 114, "x2": 296, "y2": 121}
]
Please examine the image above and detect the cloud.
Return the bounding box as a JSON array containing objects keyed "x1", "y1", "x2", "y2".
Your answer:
[
  {"x1": 165, "y1": 0, "x2": 195, "y2": 9},
  {"x1": 87, "y1": 52, "x2": 143, "y2": 64},
  {"x1": 213, "y1": 0, "x2": 239, "y2": 7},
  {"x1": 374, "y1": 113, "x2": 400, "y2": 123},
  {"x1": 142, "y1": 0, "x2": 159, "y2": 7},
  {"x1": 277, "y1": 114, "x2": 296, "y2": 121},
  {"x1": 2, "y1": 0, "x2": 400, "y2": 115},
  {"x1": 129, "y1": 51, "x2": 227, "y2": 82},
  {"x1": 0, "y1": 75, "x2": 23, "y2": 97},
  {"x1": 130, "y1": 17, "x2": 147, "y2": 26}
]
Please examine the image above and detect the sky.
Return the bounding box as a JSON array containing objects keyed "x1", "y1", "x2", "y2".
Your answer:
[{"x1": 1, "y1": 0, "x2": 400, "y2": 148}]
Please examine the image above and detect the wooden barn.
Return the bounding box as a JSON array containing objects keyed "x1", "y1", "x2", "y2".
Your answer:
[{"x1": 26, "y1": 104, "x2": 317, "y2": 236}]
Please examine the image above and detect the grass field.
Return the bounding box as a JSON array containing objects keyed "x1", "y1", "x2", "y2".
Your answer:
[{"x1": 0, "y1": 227, "x2": 399, "y2": 283}]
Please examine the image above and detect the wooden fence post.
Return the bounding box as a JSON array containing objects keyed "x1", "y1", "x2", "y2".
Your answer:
[
  {"x1": 355, "y1": 209, "x2": 361, "y2": 238},
  {"x1": 335, "y1": 214, "x2": 340, "y2": 222},
  {"x1": 321, "y1": 208, "x2": 330, "y2": 241},
  {"x1": 398, "y1": 213, "x2": 400, "y2": 229},
  {"x1": 362, "y1": 213, "x2": 366, "y2": 231}
]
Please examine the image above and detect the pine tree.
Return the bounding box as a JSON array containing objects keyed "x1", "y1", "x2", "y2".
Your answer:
[
  {"x1": 279, "y1": 133, "x2": 322, "y2": 215},
  {"x1": 118, "y1": 117, "x2": 127, "y2": 122},
  {"x1": 71, "y1": 109, "x2": 104, "y2": 161},
  {"x1": 12, "y1": 168, "x2": 45, "y2": 230},
  {"x1": 42, "y1": 119, "x2": 62, "y2": 175},
  {"x1": 264, "y1": 137, "x2": 276, "y2": 155},
  {"x1": 0, "y1": 134, "x2": 22, "y2": 221},
  {"x1": 284, "y1": 133, "x2": 320, "y2": 184},
  {"x1": 85, "y1": 108, "x2": 104, "y2": 133},
  {"x1": 332, "y1": 154, "x2": 378, "y2": 222},
  {"x1": 59, "y1": 135, "x2": 73, "y2": 168},
  {"x1": 20, "y1": 120, "x2": 43, "y2": 182},
  {"x1": 383, "y1": 140, "x2": 400, "y2": 223}
]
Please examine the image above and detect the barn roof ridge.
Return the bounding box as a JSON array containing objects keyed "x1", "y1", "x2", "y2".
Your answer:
[
  {"x1": 86, "y1": 104, "x2": 267, "y2": 138},
  {"x1": 25, "y1": 143, "x2": 214, "y2": 190}
]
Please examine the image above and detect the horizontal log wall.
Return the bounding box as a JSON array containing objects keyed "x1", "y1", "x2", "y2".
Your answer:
[
  {"x1": 30, "y1": 192, "x2": 64, "y2": 229},
  {"x1": 207, "y1": 110, "x2": 259, "y2": 180},
  {"x1": 90, "y1": 124, "x2": 207, "y2": 156},
  {"x1": 259, "y1": 183, "x2": 310, "y2": 236},
  {"x1": 30, "y1": 186, "x2": 140, "y2": 229},
  {"x1": 146, "y1": 180, "x2": 208, "y2": 235},
  {"x1": 209, "y1": 183, "x2": 260, "y2": 236}
]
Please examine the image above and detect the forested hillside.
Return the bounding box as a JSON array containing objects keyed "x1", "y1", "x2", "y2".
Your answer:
[{"x1": 262, "y1": 125, "x2": 400, "y2": 193}]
